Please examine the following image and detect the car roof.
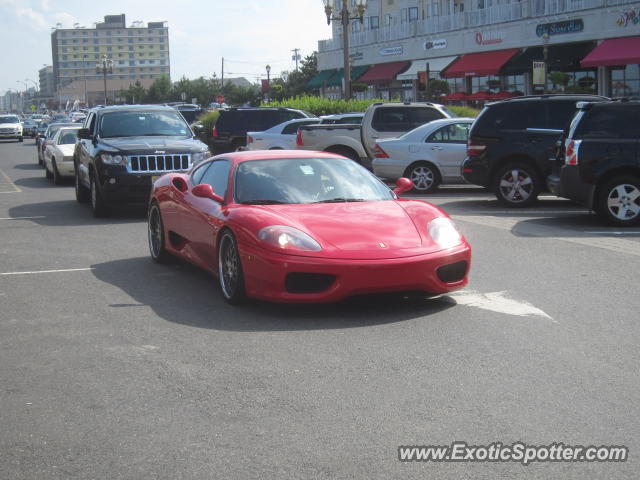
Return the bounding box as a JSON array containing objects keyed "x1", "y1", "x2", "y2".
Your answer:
[
  {"x1": 489, "y1": 94, "x2": 608, "y2": 105},
  {"x1": 91, "y1": 104, "x2": 177, "y2": 114},
  {"x1": 212, "y1": 150, "x2": 344, "y2": 164}
]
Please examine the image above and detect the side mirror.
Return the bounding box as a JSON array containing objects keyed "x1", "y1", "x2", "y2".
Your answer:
[
  {"x1": 393, "y1": 177, "x2": 414, "y2": 196},
  {"x1": 192, "y1": 183, "x2": 224, "y2": 203},
  {"x1": 77, "y1": 128, "x2": 91, "y2": 140}
]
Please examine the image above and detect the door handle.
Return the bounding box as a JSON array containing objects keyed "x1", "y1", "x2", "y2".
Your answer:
[{"x1": 431, "y1": 146, "x2": 443, "y2": 151}]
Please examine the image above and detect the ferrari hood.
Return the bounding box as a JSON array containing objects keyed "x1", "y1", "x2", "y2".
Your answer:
[{"x1": 265, "y1": 201, "x2": 424, "y2": 258}]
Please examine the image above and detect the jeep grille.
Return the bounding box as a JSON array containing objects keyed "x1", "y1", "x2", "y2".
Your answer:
[{"x1": 128, "y1": 154, "x2": 191, "y2": 173}]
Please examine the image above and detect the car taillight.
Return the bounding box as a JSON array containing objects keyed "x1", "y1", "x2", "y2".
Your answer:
[
  {"x1": 467, "y1": 139, "x2": 486, "y2": 157},
  {"x1": 373, "y1": 144, "x2": 389, "y2": 158},
  {"x1": 565, "y1": 140, "x2": 581, "y2": 165},
  {"x1": 246, "y1": 136, "x2": 253, "y2": 144},
  {"x1": 212, "y1": 126, "x2": 218, "y2": 138},
  {"x1": 296, "y1": 130, "x2": 303, "y2": 147}
]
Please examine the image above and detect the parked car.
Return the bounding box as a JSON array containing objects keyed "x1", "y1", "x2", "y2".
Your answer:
[
  {"x1": 373, "y1": 118, "x2": 474, "y2": 192},
  {"x1": 319, "y1": 112, "x2": 365, "y2": 125},
  {"x1": 297, "y1": 102, "x2": 454, "y2": 168},
  {"x1": 547, "y1": 100, "x2": 640, "y2": 226},
  {"x1": 211, "y1": 107, "x2": 313, "y2": 153},
  {"x1": 74, "y1": 105, "x2": 210, "y2": 217},
  {"x1": 246, "y1": 118, "x2": 321, "y2": 151},
  {"x1": 147, "y1": 150, "x2": 471, "y2": 304},
  {"x1": 43, "y1": 126, "x2": 81, "y2": 184},
  {"x1": 462, "y1": 94, "x2": 608, "y2": 207},
  {"x1": 37, "y1": 122, "x2": 76, "y2": 166},
  {"x1": 0, "y1": 114, "x2": 23, "y2": 142},
  {"x1": 174, "y1": 103, "x2": 203, "y2": 124}
]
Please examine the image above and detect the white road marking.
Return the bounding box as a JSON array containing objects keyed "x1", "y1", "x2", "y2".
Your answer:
[
  {"x1": 445, "y1": 290, "x2": 554, "y2": 320},
  {"x1": 583, "y1": 231, "x2": 640, "y2": 236},
  {"x1": 0, "y1": 168, "x2": 20, "y2": 193},
  {"x1": 0, "y1": 267, "x2": 93, "y2": 276},
  {"x1": 0, "y1": 216, "x2": 46, "y2": 220}
]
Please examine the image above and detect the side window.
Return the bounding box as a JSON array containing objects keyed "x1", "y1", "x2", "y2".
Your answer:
[
  {"x1": 546, "y1": 101, "x2": 581, "y2": 131},
  {"x1": 371, "y1": 107, "x2": 410, "y2": 132},
  {"x1": 279, "y1": 110, "x2": 305, "y2": 123},
  {"x1": 191, "y1": 161, "x2": 211, "y2": 185},
  {"x1": 575, "y1": 107, "x2": 640, "y2": 139},
  {"x1": 409, "y1": 108, "x2": 446, "y2": 129},
  {"x1": 282, "y1": 120, "x2": 316, "y2": 135},
  {"x1": 199, "y1": 160, "x2": 231, "y2": 197},
  {"x1": 427, "y1": 123, "x2": 470, "y2": 143}
]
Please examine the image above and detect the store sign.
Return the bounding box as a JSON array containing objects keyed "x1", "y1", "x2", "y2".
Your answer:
[
  {"x1": 616, "y1": 8, "x2": 640, "y2": 27},
  {"x1": 380, "y1": 45, "x2": 403, "y2": 56},
  {"x1": 349, "y1": 51, "x2": 364, "y2": 61},
  {"x1": 532, "y1": 61, "x2": 547, "y2": 86},
  {"x1": 475, "y1": 31, "x2": 505, "y2": 45},
  {"x1": 536, "y1": 19, "x2": 584, "y2": 37},
  {"x1": 424, "y1": 39, "x2": 447, "y2": 50}
]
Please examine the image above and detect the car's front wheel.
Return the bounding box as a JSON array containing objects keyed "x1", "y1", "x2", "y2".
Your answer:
[
  {"x1": 404, "y1": 162, "x2": 440, "y2": 193},
  {"x1": 596, "y1": 175, "x2": 640, "y2": 227},
  {"x1": 494, "y1": 162, "x2": 541, "y2": 207},
  {"x1": 148, "y1": 203, "x2": 171, "y2": 263},
  {"x1": 45, "y1": 161, "x2": 53, "y2": 179},
  {"x1": 218, "y1": 231, "x2": 246, "y2": 304},
  {"x1": 75, "y1": 168, "x2": 90, "y2": 203},
  {"x1": 52, "y1": 160, "x2": 63, "y2": 185},
  {"x1": 90, "y1": 174, "x2": 108, "y2": 217}
]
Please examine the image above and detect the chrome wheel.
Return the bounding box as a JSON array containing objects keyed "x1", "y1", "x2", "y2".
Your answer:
[
  {"x1": 148, "y1": 205, "x2": 163, "y2": 259},
  {"x1": 606, "y1": 183, "x2": 640, "y2": 222},
  {"x1": 498, "y1": 168, "x2": 534, "y2": 204},
  {"x1": 407, "y1": 164, "x2": 438, "y2": 192},
  {"x1": 218, "y1": 232, "x2": 245, "y2": 303}
]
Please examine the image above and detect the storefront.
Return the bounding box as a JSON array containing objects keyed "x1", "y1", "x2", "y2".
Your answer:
[
  {"x1": 357, "y1": 61, "x2": 410, "y2": 100},
  {"x1": 581, "y1": 36, "x2": 640, "y2": 98}
]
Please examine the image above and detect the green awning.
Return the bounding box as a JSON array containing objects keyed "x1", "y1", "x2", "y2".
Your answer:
[
  {"x1": 306, "y1": 70, "x2": 337, "y2": 89},
  {"x1": 325, "y1": 66, "x2": 370, "y2": 87}
]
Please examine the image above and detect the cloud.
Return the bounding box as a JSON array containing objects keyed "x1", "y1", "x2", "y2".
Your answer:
[
  {"x1": 16, "y1": 7, "x2": 48, "y2": 30},
  {"x1": 51, "y1": 12, "x2": 78, "y2": 28}
]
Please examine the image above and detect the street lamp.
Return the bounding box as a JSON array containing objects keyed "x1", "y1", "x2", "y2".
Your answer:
[
  {"x1": 265, "y1": 64, "x2": 271, "y2": 103},
  {"x1": 322, "y1": 0, "x2": 367, "y2": 100},
  {"x1": 96, "y1": 54, "x2": 113, "y2": 105}
]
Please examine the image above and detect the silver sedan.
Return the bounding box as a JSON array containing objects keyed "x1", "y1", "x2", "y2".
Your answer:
[{"x1": 372, "y1": 118, "x2": 474, "y2": 192}]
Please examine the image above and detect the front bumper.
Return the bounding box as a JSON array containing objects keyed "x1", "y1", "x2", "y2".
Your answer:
[
  {"x1": 239, "y1": 242, "x2": 471, "y2": 303},
  {"x1": 96, "y1": 167, "x2": 156, "y2": 205},
  {"x1": 0, "y1": 132, "x2": 22, "y2": 139}
]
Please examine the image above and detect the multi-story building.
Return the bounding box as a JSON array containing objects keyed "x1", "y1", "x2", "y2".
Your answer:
[
  {"x1": 39, "y1": 66, "x2": 55, "y2": 97},
  {"x1": 314, "y1": 0, "x2": 640, "y2": 101},
  {"x1": 51, "y1": 14, "x2": 170, "y2": 107}
]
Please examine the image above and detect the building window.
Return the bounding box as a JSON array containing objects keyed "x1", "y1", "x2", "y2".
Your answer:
[
  {"x1": 611, "y1": 65, "x2": 640, "y2": 98},
  {"x1": 369, "y1": 16, "x2": 379, "y2": 29},
  {"x1": 471, "y1": 76, "x2": 500, "y2": 92}
]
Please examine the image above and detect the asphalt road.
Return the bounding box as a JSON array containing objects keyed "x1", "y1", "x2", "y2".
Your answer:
[{"x1": 1, "y1": 138, "x2": 639, "y2": 480}]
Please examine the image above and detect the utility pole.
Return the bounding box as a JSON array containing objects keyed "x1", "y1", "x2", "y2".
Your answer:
[
  {"x1": 291, "y1": 48, "x2": 301, "y2": 71},
  {"x1": 221, "y1": 57, "x2": 224, "y2": 89}
]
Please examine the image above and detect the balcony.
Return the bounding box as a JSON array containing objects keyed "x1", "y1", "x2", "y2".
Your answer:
[{"x1": 318, "y1": 0, "x2": 620, "y2": 53}]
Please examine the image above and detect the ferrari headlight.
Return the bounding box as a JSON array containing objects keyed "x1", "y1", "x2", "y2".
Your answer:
[
  {"x1": 258, "y1": 225, "x2": 321, "y2": 252},
  {"x1": 100, "y1": 153, "x2": 125, "y2": 165},
  {"x1": 428, "y1": 217, "x2": 461, "y2": 249}
]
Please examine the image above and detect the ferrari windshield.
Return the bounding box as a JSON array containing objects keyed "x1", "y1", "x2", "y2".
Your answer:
[
  {"x1": 99, "y1": 110, "x2": 191, "y2": 138},
  {"x1": 234, "y1": 157, "x2": 394, "y2": 204}
]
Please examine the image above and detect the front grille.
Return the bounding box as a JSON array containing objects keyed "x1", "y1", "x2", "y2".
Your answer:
[
  {"x1": 285, "y1": 273, "x2": 336, "y2": 294},
  {"x1": 128, "y1": 154, "x2": 191, "y2": 173},
  {"x1": 0, "y1": 128, "x2": 15, "y2": 134},
  {"x1": 436, "y1": 261, "x2": 468, "y2": 283}
]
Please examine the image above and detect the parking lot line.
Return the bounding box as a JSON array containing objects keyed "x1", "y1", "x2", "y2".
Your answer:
[
  {"x1": 0, "y1": 267, "x2": 93, "y2": 276},
  {"x1": 0, "y1": 168, "x2": 20, "y2": 193},
  {"x1": 0, "y1": 216, "x2": 46, "y2": 221}
]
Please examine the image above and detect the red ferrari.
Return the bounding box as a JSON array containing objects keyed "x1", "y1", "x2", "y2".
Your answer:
[{"x1": 147, "y1": 150, "x2": 471, "y2": 304}]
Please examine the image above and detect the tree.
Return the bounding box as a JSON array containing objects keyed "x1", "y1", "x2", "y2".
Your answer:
[
  {"x1": 124, "y1": 80, "x2": 147, "y2": 104},
  {"x1": 146, "y1": 75, "x2": 172, "y2": 103}
]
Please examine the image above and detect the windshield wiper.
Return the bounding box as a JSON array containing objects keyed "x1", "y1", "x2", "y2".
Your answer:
[
  {"x1": 313, "y1": 197, "x2": 366, "y2": 203},
  {"x1": 239, "y1": 200, "x2": 288, "y2": 205}
]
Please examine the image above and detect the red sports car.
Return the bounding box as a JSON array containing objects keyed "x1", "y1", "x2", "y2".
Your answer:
[{"x1": 147, "y1": 150, "x2": 471, "y2": 304}]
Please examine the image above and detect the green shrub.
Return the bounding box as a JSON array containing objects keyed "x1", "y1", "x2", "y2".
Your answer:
[
  {"x1": 198, "y1": 110, "x2": 219, "y2": 131},
  {"x1": 448, "y1": 106, "x2": 481, "y2": 118},
  {"x1": 263, "y1": 95, "x2": 382, "y2": 116}
]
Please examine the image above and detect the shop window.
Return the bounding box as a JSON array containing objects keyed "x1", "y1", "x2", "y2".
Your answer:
[
  {"x1": 611, "y1": 65, "x2": 640, "y2": 98},
  {"x1": 471, "y1": 76, "x2": 500, "y2": 93}
]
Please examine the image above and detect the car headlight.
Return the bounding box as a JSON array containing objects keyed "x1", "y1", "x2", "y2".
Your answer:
[
  {"x1": 100, "y1": 153, "x2": 126, "y2": 165},
  {"x1": 192, "y1": 151, "x2": 210, "y2": 165},
  {"x1": 258, "y1": 225, "x2": 321, "y2": 252},
  {"x1": 428, "y1": 217, "x2": 462, "y2": 249}
]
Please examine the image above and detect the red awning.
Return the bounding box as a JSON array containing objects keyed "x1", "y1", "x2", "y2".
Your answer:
[
  {"x1": 466, "y1": 91, "x2": 492, "y2": 101},
  {"x1": 489, "y1": 90, "x2": 517, "y2": 100},
  {"x1": 358, "y1": 61, "x2": 410, "y2": 83},
  {"x1": 581, "y1": 36, "x2": 640, "y2": 68},
  {"x1": 441, "y1": 92, "x2": 468, "y2": 101},
  {"x1": 442, "y1": 49, "x2": 520, "y2": 78}
]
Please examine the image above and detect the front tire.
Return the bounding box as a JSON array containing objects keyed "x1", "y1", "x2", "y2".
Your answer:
[
  {"x1": 18, "y1": 137, "x2": 23, "y2": 143},
  {"x1": 90, "y1": 174, "x2": 108, "y2": 217},
  {"x1": 75, "y1": 169, "x2": 90, "y2": 203},
  {"x1": 52, "y1": 160, "x2": 63, "y2": 185},
  {"x1": 148, "y1": 203, "x2": 171, "y2": 263},
  {"x1": 596, "y1": 175, "x2": 640, "y2": 227},
  {"x1": 404, "y1": 162, "x2": 440, "y2": 193},
  {"x1": 45, "y1": 162, "x2": 53, "y2": 179},
  {"x1": 218, "y1": 231, "x2": 246, "y2": 304},
  {"x1": 493, "y1": 162, "x2": 541, "y2": 207}
]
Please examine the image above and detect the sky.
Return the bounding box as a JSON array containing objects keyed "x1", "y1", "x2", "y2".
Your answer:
[{"x1": 0, "y1": 0, "x2": 333, "y2": 94}]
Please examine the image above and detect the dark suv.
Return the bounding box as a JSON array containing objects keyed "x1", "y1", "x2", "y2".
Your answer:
[
  {"x1": 462, "y1": 94, "x2": 607, "y2": 207},
  {"x1": 547, "y1": 100, "x2": 640, "y2": 226},
  {"x1": 211, "y1": 107, "x2": 313, "y2": 153},
  {"x1": 75, "y1": 105, "x2": 210, "y2": 217}
]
